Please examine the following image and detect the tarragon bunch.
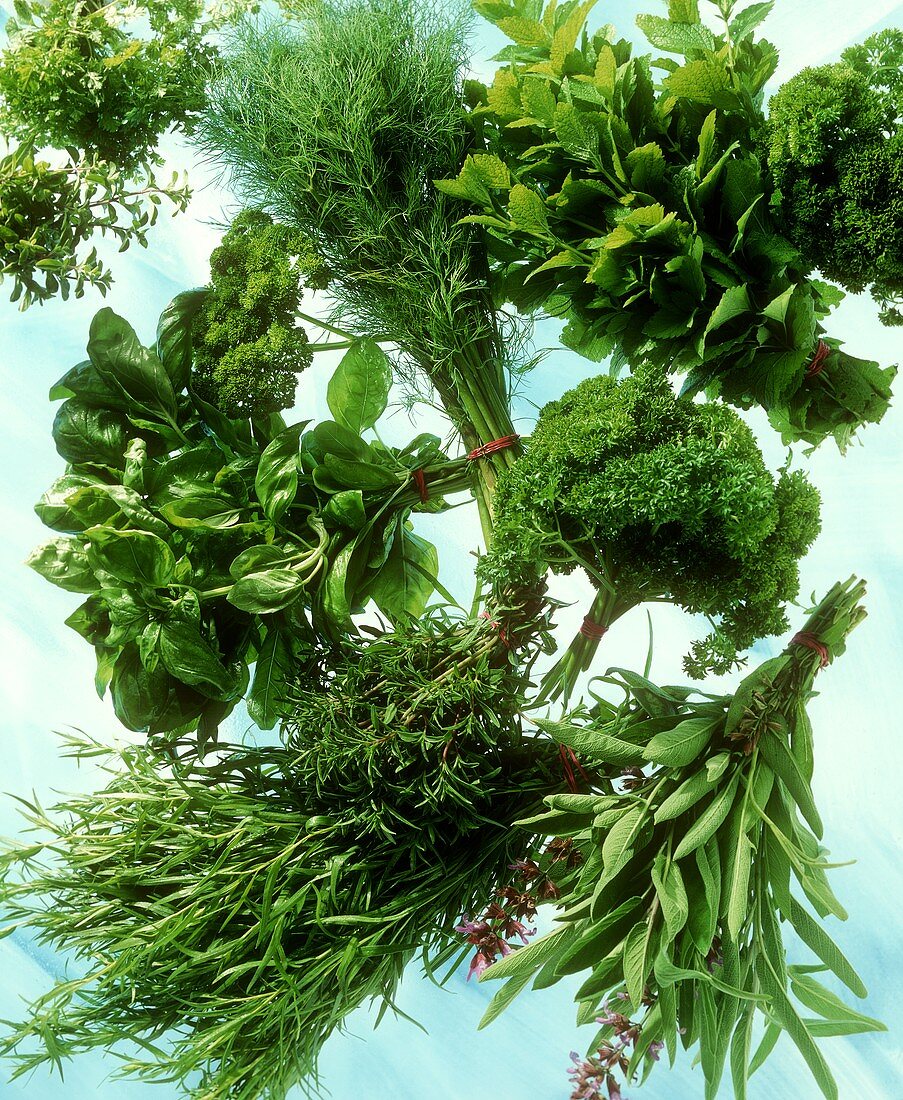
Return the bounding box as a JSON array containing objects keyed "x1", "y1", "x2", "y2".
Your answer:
[
  {"x1": 478, "y1": 578, "x2": 883, "y2": 1100},
  {"x1": 436, "y1": 0, "x2": 896, "y2": 449},
  {"x1": 0, "y1": 731, "x2": 556, "y2": 1099}
]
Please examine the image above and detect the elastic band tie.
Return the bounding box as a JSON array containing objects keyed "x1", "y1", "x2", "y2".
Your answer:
[
  {"x1": 559, "y1": 744, "x2": 590, "y2": 793},
  {"x1": 791, "y1": 631, "x2": 830, "y2": 668},
  {"x1": 580, "y1": 616, "x2": 608, "y2": 640},
  {"x1": 805, "y1": 340, "x2": 830, "y2": 379},
  {"x1": 411, "y1": 468, "x2": 429, "y2": 503},
  {"x1": 467, "y1": 434, "x2": 520, "y2": 461},
  {"x1": 480, "y1": 609, "x2": 510, "y2": 648}
]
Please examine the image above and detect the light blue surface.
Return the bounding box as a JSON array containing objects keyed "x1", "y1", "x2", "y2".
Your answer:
[{"x1": 1, "y1": 2, "x2": 902, "y2": 1097}]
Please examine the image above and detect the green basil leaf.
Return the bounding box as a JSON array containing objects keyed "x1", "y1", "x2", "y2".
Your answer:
[
  {"x1": 321, "y1": 453, "x2": 401, "y2": 490},
  {"x1": 67, "y1": 483, "x2": 170, "y2": 539},
  {"x1": 322, "y1": 489, "x2": 367, "y2": 531},
  {"x1": 35, "y1": 473, "x2": 105, "y2": 533},
  {"x1": 228, "y1": 568, "x2": 305, "y2": 614},
  {"x1": 64, "y1": 595, "x2": 110, "y2": 645},
  {"x1": 49, "y1": 359, "x2": 128, "y2": 410},
  {"x1": 26, "y1": 537, "x2": 95, "y2": 593},
  {"x1": 326, "y1": 338, "x2": 392, "y2": 434},
  {"x1": 364, "y1": 523, "x2": 437, "y2": 624},
  {"x1": 160, "y1": 493, "x2": 244, "y2": 529},
  {"x1": 88, "y1": 307, "x2": 178, "y2": 421},
  {"x1": 309, "y1": 421, "x2": 371, "y2": 463},
  {"x1": 53, "y1": 399, "x2": 130, "y2": 469},
  {"x1": 110, "y1": 645, "x2": 189, "y2": 732},
  {"x1": 158, "y1": 619, "x2": 239, "y2": 700},
  {"x1": 85, "y1": 528, "x2": 176, "y2": 587},
  {"x1": 247, "y1": 627, "x2": 294, "y2": 730},
  {"x1": 229, "y1": 544, "x2": 294, "y2": 580},
  {"x1": 156, "y1": 289, "x2": 207, "y2": 392},
  {"x1": 255, "y1": 421, "x2": 309, "y2": 522}
]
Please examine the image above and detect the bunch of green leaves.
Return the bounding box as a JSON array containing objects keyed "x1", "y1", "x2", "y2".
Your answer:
[
  {"x1": 0, "y1": 729, "x2": 556, "y2": 1099},
  {"x1": 283, "y1": 607, "x2": 560, "y2": 840},
  {"x1": 191, "y1": 209, "x2": 326, "y2": 418},
  {"x1": 764, "y1": 29, "x2": 903, "y2": 324},
  {"x1": 436, "y1": 0, "x2": 896, "y2": 449},
  {"x1": 478, "y1": 578, "x2": 882, "y2": 1100},
  {"x1": 0, "y1": 144, "x2": 190, "y2": 308},
  {"x1": 482, "y1": 368, "x2": 821, "y2": 682},
  {"x1": 0, "y1": 0, "x2": 215, "y2": 171},
  {"x1": 28, "y1": 295, "x2": 470, "y2": 742},
  {"x1": 198, "y1": 0, "x2": 524, "y2": 540}
]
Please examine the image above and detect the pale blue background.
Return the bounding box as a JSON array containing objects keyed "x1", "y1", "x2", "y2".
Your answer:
[{"x1": 0, "y1": 1, "x2": 901, "y2": 1097}]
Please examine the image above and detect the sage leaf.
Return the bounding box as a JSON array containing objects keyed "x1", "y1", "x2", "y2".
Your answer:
[
  {"x1": 645, "y1": 715, "x2": 721, "y2": 767},
  {"x1": 673, "y1": 772, "x2": 741, "y2": 859}
]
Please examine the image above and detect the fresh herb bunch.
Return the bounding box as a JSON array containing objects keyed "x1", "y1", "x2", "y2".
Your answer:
[
  {"x1": 0, "y1": 145, "x2": 190, "y2": 308},
  {"x1": 0, "y1": 0, "x2": 215, "y2": 170},
  {"x1": 29, "y1": 295, "x2": 470, "y2": 742},
  {"x1": 482, "y1": 368, "x2": 821, "y2": 692},
  {"x1": 199, "y1": 0, "x2": 524, "y2": 539},
  {"x1": 0, "y1": 729, "x2": 557, "y2": 1099},
  {"x1": 436, "y1": 0, "x2": 896, "y2": 450},
  {"x1": 191, "y1": 209, "x2": 325, "y2": 418},
  {"x1": 478, "y1": 578, "x2": 881, "y2": 1100},
  {"x1": 283, "y1": 608, "x2": 559, "y2": 838},
  {"x1": 765, "y1": 30, "x2": 903, "y2": 324}
]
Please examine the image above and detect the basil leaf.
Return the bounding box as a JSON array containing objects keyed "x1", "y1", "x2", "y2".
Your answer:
[
  {"x1": 322, "y1": 489, "x2": 367, "y2": 531},
  {"x1": 53, "y1": 399, "x2": 130, "y2": 469},
  {"x1": 160, "y1": 493, "x2": 244, "y2": 529},
  {"x1": 247, "y1": 627, "x2": 295, "y2": 730},
  {"x1": 49, "y1": 359, "x2": 128, "y2": 410},
  {"x1": 364, "y1": 523, "x2": 437, "y2": 624},
  {"x1": 310, "y1": 420, "x2": 371, "y2": 463},
  {"x1": 35, "y1": 473, "x2": 106, "y2": 533},
  {"x1": 110, "y1": 645, "x2": 188, "y2": 732},
  {"x1": 321, "y1": 453, "x2": 401, "y2": 490},
  {"x1": 326, "y1": 338, "x2": 392, "y2": 434},
  {"x1": 26, "y1": 538, "x2": 95, "y2": 593},
  {"x1": 158, "y1": 619, "x2": 240, "y2": 700},
  {"x1": 85, "y1": 528, "x2": 176, "y2": 587},
  {"x1": 255, "y1": 421, "x2": 308, "y2": 522},
  {"x1": 156, "y1": 289, "x2": 207, "y2": 392},
  {"x1": 227, "y1": 568, "x2": 305, "y2": 614},
  {"x1": 88, "y1": 307, "x2": 178, "y2": 422},
  {"x1": 230, "y1": 544, "x2": 294, "y2": 580}
]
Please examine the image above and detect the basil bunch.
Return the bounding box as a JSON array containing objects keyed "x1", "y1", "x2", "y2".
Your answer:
[
  {"x1": 480, "y1": 579, "x2": 881, "y2": 1100},
  {"x1": 437, "y1": 0, "x2": 896, "y2": 450},
  {"x1": 28, "y1": 295, "x2": 468, "y2": 742}
]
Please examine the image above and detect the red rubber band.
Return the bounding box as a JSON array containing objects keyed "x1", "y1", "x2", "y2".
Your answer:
[
  {"x1": 480, "y1": 609, "x2": 510, "y2": 648},
  {"x1": 467, "y1": 434, "x2": 520, "y2": 461},
  {"x1": 579, "y1": 616, "x2": 608, "y2": 640},
  {"x1": 805, "y1": 340, "x2": 830, "y2": 379},
  {"x1": 791, "y1": 631, "x2": 830, "y2": 668},
  {"x1": 411, "y1": 468, "x2": 429, "y2": 503}
]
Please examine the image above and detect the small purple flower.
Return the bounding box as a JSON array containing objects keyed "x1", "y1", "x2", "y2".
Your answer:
[{"x1": 648, "y1": 1040, "x2": 664, "y2": 1063}]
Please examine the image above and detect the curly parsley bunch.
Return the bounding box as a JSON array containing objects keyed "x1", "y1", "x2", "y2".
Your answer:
[
  {"x1": 484, "y1": 368, "x2": 821, "y2": 679},
  {"x1": 191, "y1": 210, "x2": 326, "y2": 417},
  {"x1": 765, "y1": 29, "x2": 903, "y2": 324}
]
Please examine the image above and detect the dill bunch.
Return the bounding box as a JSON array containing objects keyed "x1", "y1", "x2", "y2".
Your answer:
[
  {"x1": 0, "y1": 724, "x2": 557, "y2": 1099},
  {"x1": 198, "y1": 0, "x2": 523, "y2": 537}
]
